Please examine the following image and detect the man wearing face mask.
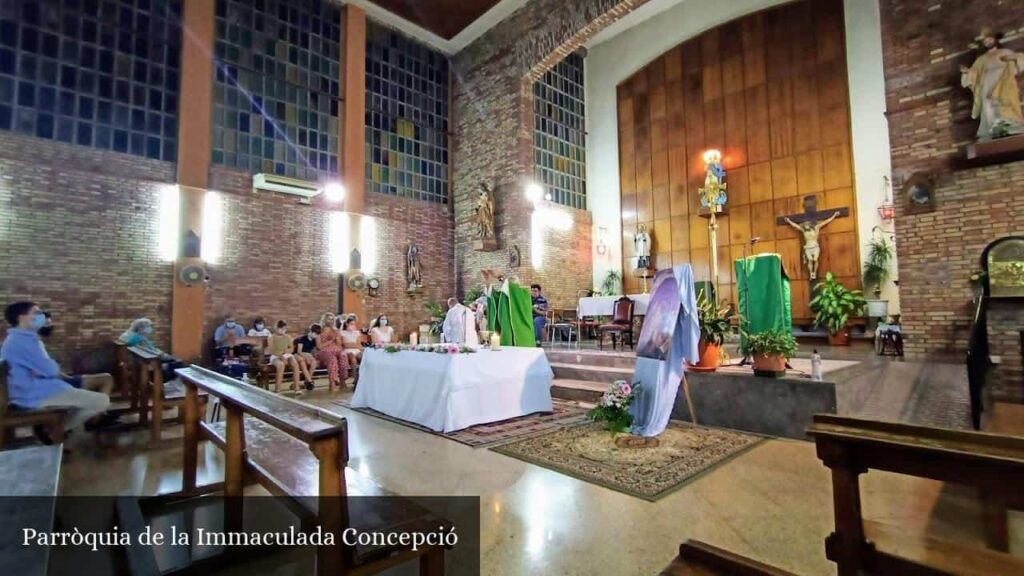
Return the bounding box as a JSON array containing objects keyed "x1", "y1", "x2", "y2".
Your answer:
[
  {"x1": 1, "y1": 301, "x2": 111, "y2": 441},
  {"x1": 214, "y1": 314, "x2": 249, "y2": 358}
]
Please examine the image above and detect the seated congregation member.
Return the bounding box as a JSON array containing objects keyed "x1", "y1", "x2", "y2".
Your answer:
[
  {"x1": 292, "y1": 323, "x2": 321, "y2": 390},
  {"x1": 214, "y1": 314, "x2": 248, "y2": 358},
  {"x1": 369, "y1": 315, "x2": 394, "y2": 345},
  {"x1": 531, "y1": 284, "x2": 549, "y2": 346},
  {"x1": 1, "y1": 302, "x2": 111, "y2": 439},
  {"x1": 40, "y1": 312, "x2": 116, "y2": 401},
  {"x1": 266, "y1": 320, "x2": 311, "y2": 394},
  {"x1": 120, "y1": 318, "x2": 186, "y2": 384},
  {"x1": 316, "y1": 313, "x2": 349, "y2": 390},
  {"x1": 248, "y1": 317, "x2": 271, "y2": 338},
  {"x1": 340, "y1": 317, "x2": 364, "y2": 367}
]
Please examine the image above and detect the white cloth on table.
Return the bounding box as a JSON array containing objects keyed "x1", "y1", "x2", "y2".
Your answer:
[
  {"x1": 351, "y1": 347, "x2": 554, "y2": 432},
  {"x1": 577, "y1": 294, "x2": 651, "y2": 317},
  {"x1": 630, "y1": 265, "x2": 699, "y2": 437}
]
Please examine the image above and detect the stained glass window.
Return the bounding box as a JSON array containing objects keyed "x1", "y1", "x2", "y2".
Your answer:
[
  {"x1": 365, "y1": 21, "x2": 449, "y2": 204},
  {"x1": 0, "y1": 0, "x2": 182, "y2": 161},
  {"x1": 533, "y1": 52, "x2": 586, "y2": 210},
  {"x1": 212, "y1": 0, "x2": 340, "y2": 181}
]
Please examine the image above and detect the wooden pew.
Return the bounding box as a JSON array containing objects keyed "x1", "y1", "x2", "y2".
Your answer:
[
  {"x1": 0, "y1": 361, "x2": 68, "y2": 448},
  {"x1": 127, "y1": 346, "x2": 207, "y2": 442},
  {"x1": 659, "y1": 540, "x2": 797, "y2": 575},
  {"x1": 0, "y1": 444, "x2": 62, "y2": 575},
  {"x1": 807, "y1": 414, "x2": 1024, "y2": 576},
  {"x1": 169, "y1": 365, "x2": 446, "y2": 575}
]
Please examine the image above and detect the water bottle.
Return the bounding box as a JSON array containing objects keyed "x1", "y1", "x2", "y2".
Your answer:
[{"x1": 811, "y1": 349, "x2": 822, "y2": 382}]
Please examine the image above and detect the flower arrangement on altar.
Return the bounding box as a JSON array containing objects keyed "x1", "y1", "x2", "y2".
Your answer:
[
  {"x1": 586, "y1": 379, "x2": 638, "y2": 435},
  {"x1": 380, "y1": 343, "x2": 476, "y2": 355}
]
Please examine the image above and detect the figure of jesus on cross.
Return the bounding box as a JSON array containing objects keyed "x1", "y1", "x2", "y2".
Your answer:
[{"x1": 776, "y1": 195, "x2": 849, "y2": 281}]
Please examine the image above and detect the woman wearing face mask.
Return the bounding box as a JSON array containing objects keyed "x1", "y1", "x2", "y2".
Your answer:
[
  {"x1": 315, "y1": 312, "x2": 350, "y2": 390},
  {"x1": 119, "y1": 317, "x2": 186, "y2": 383},
  {"x1": 292, "y1": 323, "x2": 321, "y2": 390},
  {"x1": 369, "y1": 315, "x2": 395, "y2": 345},
  {"x1": 248, "y1": 317, "x2": 271, "y2": 339},
  {"x1": 266, "y1": 320, "x2": 308, "y2": 394}
]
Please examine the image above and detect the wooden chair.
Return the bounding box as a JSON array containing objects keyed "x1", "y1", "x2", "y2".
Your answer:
[
  {"x1": 659, "y1": 540, "x2": 797, "y2": 575},
  {"x1": 125, "y1": 366, "x2": 447, "y2": 576},
  {"x1": 807, "y1": 414, "x2": 1024, "y2": 576},
  {"x1": 0, "y1": 361, "x2": 69, "y2": 448},
  {"x1": 598, "y1": 296, "x2": 635, "y2": 351}
]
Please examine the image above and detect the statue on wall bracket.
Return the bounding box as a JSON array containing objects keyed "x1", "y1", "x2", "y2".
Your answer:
[
  {"x1": 406, "y1": 243, "x2": 423, "y2": 294},
  {"x1": 473, "y1": 182, "x2": 499, "y2": 252},
  {"x1": 960, "y1": 29, "x2": 1024, "y2": 141}
]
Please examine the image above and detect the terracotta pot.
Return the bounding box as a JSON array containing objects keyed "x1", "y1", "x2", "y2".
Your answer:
[
  {"x1": 828, "y1": 329, "x2": 851, "y2": 346},
  {"x1": 696, "y1": 341, "x2": 721, "y2": 370},
  {"x1": 752, "y1": 353, "x2": 786, "y2": 373}
]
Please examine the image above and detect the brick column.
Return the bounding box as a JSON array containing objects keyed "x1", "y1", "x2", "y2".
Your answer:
[
  {"x1": 340, "y1": 5, "x2": 367, "y2": 322},
  {"x1": 171, "y1": 0, "x2": 215, "y2": 359}
]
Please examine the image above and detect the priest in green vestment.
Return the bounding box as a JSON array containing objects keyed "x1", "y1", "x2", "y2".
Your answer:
[
  {"x1": 735, "y1": 253, "x2": 792, "y2": 346},
  {"x1": 483, "y1": 274, "x2": 536, "y2": 348}
]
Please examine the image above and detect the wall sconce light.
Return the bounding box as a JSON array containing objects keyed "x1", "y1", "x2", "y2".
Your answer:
[
  {"x1": 595, "y1": 226, "x2": 608, "y2": 256},
  {"x1": 322, "y1": 181, "x2": 346, "y2": 203},
  {"x1": 525, "y1": 183, "x2": 544, "y2": 204},
  {"x1": 877, "y1": 175, "x2": 895, "y2": 221}
]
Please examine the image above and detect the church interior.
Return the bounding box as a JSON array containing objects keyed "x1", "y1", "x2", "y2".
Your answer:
[{"x1": 1, "y1": 0, "x2": 1024, "y2": 574}]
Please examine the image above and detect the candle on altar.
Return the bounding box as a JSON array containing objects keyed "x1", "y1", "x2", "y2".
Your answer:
[
  {"x1": 410, "y1": 332, "x2": 418, "y2": 346},
  {"x1": 490, "y1": 332, "x2": 501, "y2": 350}
]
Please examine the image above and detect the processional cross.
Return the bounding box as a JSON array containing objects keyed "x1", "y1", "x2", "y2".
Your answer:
[{"x1": 775, "y1": 195, "x2": 849, "y2": 281}]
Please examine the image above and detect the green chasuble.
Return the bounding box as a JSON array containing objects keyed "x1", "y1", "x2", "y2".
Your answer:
[
  {"x1": 735, "y1": 253, "x2": 792, "y2": 346},
  {"x1": 486, "y1": 281, "x2": 536, "y2": 347}
]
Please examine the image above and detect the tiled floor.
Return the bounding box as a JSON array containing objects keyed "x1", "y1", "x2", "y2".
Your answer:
[{"x1": 50, "y1": 353, "x2": 1020, "y2": 575}]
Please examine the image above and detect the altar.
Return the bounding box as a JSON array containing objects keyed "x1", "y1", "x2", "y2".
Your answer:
[
  {"x1": 577, "y1": 294, "x2": 651, "y2": 317},
  {"x1": 351, "y1": 347, "x2": 555, "y2": 432}
]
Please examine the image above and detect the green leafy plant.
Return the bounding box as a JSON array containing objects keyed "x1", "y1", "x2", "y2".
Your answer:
[
  {"x1": 600, "y1": 270, "x2": 622, "y2": 296},
  {"x1": 862, "y1": 236, "x2": 894, "y2": 298},
  {"x1": 739, "y1": 329, "x2": 798, "y2": 358},
  {"x1": 424, "y1": 300, "x2": 445, "y2": 335},
  {"x1": 464, "y1": 285, "x2": 485, "y2": 304},
  {"x1": 810, "y1": 272, "x2": 867, "y2": 336},
  {"x1": 696, "y1": 289, "x2": 731, "y2": 346}
]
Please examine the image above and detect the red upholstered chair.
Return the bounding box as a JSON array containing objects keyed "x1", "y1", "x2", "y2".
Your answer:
[{"x1": 598, "y1": 297, "x2": 635, "y2": 351}]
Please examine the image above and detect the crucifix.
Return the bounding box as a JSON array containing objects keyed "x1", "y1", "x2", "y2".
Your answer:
[{"x1": 775, "y1": 195, "x2": 849, "y2": 281}]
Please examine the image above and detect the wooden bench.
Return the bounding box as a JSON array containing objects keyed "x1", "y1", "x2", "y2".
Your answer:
[
  {"x1": 249, "y1": 346, "x2": 360, "y2": 391},
  {"x1": 0, "y1": 361, "x2": 69, "y2": 448},
  {"x1": 658, "y1": 540, "x2": 797, "y2": 575},
  {"x1": 167, "y1": 365, "x2": 446, "y2": 575},
  {"x1": 0, "y1": 444, "x2": 62, "y2": 574},
  {"x1": 127, "y1": 346, "x2": 207, "y2": 442},
  {"x1": 807, "y1": 414, "x2": 1024, "y2": 576}
]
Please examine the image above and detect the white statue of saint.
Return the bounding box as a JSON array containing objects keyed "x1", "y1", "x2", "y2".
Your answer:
[
  {"x1": 960, "y1": 30, "x2": 1024, "y2": 140},
  {"x1": 634, "y1": 224, "x2": 652, "y2": 269}
]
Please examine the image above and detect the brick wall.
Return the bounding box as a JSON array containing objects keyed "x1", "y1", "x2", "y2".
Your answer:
[
  {"x1": 205, "y1": 166, "x2": 454, "y2": 347},
  {"x1": 0, "y1": 133, "x2": 175, "y2": 372},
  {"x1": 450, "y1": 0, "x2": 647, "y2": 309},
  {"x1": 880, "y1": 0, "x2": 1024, "y2": 398}
]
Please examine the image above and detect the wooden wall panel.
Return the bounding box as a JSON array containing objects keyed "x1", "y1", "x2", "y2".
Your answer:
[{"x1": 616, "y1": 0, "x2": 856, "y2": 321}]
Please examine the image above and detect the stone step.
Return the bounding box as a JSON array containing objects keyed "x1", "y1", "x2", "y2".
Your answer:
[
  {"x1": 550, "y1": 362, "x2": 633, "y2": 384},
  {"x1": 551, "y1": 379, "x2": 604, "y2": 404},
  {"x1": 545, "y1": 349, "x2": 636, "y2": 370}
]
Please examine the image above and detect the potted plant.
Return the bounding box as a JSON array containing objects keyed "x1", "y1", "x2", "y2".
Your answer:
[
  {"x1": 599, "y1": 270, "x2": 622, "y2": 296},
  {"x1": 691, "y1": 289, "x2": 730, "y2": 371},
  {"x1": 862, "y1": 234, "x2": 894, "y2": 318},
  {"x1": 810, "y1": 272, "x2": 867, "y2": 346},
  {"x1": 424, "y1": 300, "x2": 445, "y2": 340},
  {"x1": 739, "y1": 329, "x2": 797, "y2": 375}
]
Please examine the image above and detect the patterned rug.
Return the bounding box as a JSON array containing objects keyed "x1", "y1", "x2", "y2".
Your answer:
[
  {"x1": 329, "y1": 397, "x2": 590, "y2": 449},
  {"x1": 492, "y1": 421, "x2": 764, "y2": 501}
]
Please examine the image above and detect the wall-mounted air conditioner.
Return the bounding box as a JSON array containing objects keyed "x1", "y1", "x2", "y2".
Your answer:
[{"x1": 253, "y1": 173, "x2": 321, "y2": 203}]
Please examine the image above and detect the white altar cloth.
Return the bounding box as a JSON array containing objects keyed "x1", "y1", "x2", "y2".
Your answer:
[
  {"x1": 350, "y1": 347, "x2": 554, "y2": 432},
  {"x1": 577, "y1": 294, "x2": 651, "y2": 317}
]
